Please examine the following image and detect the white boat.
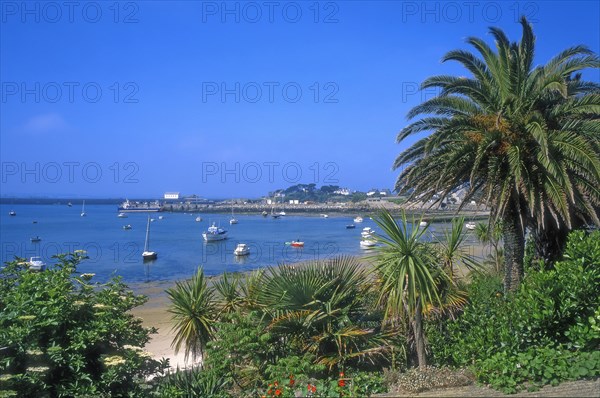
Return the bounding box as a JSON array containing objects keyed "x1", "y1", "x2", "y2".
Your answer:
[
  {"x1": 80, "y1": 201, "x2": 86, "y2": 217},
  {"x1": 9, "y1": 210, "x2": 16, "y2": 216},
  {"x1": 229, "y1": 205, "x2": 238, "y2": 225},
  {"x1": 67, "y1": 202, "x2": 72, "y2": 207},
  {"x1": 142, "y1": 215, "x2": 157, "y2": 261},
  {"x1": 158, "y1": 215, "x2": 164, "y2": 220},
  {"x1": 360, "y1": 239, "x2": 376, "y2": 249},
  {"x1": 28, "y1": 256, "x2": 46, "y2": 271},
  {"x1": 465, "y1": 222, "x2": 477, "y2": 230},
  {"x1": 118, "y1": 212, "x2": 128, "y2": 218},
  {"x1": 419, "y1": 221, "x2": 429, "y2": 228},
  {"x1": 234, "y1": 243, "x2": 250, "y2": 256},
  {"x1": 202, "y1": 222, "x2": 228, "y2": 241},
  {"x1": 271, "y1": 207, "x2": 280, "y2": 219},
  {"x1": 30, "y1": 236, "x2": 41, "y2": 243},
  {"x1": 262, "y1": 211, "x2": 268, "y2": 217},
  {"x1": 279, "y1": 211, "x2": 286, "y2": 216},
  {"x1": 195, "y1": 216, "x2": 202, "y2": 222},
  {"x1": 361, "y1": 227, "x2": 375, "y2": 238},
  {"x1": 354, "y1": 216, "x2": 363, "y2": 223},
  {"x1": 123, "y1": 224, "x2": 132, "y2": 230},
  {"x1": 320, "y1": 214, "x2": 328, "y2": 218}
]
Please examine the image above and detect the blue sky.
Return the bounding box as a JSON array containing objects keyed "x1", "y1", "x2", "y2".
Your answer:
[{"x1": 1, "y1": 1, "x2": 599, "y2": 199}]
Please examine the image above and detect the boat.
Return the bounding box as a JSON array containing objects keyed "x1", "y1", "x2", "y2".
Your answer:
[
  {"x1": 123, "y1": 224, "x2": 132, "y2": 230},
  {"x1": 142, "y1": 215, "x2": 158, "y2": 261},
  {"x1": 30, "y1": 236, "x2": 41, "y2": 243},
  {"x1": 158, "y1": 215, "x2": 164, "y2": 220},
  {"x1": 202, "y1": 222, "x2": 228, "y2": 241},
  {"x1": 346, "y1": 224, "x2": 356, "y2": 229},
  {"x1": 279, "y1": 211, "x2": 286, "y2": 216},
  {"x1": 271, "y1": 207, "x2": 280, "y2": 219},
  {"x1": 354, "y1": 216, "x2": 363, "y2": 223},
  {"x1": 80, "y1": 200, "x2": 86, "y2": 217},
  {"x1": 290, "y1": 240, "x2": 304, "y2": 248},
  {"x1": 118, "y1": 199, "x2": 162, "y2": 213},
  {"x1": 117, "y1": 212, "x2": 128, "y2": 218},
  {"x1": 320, "y1": 214, "x2": 328, "y2": 218},
  {"x1": 465, "y1": 222, "x2": 477, "y2": 230},
  {"x1": 234, "y1": 243, "x2": 250, "y2": 256},
  {"x1": 229, "y1": 205, "x2": 238, "y2": 225},
  {"x1": 195, "y1": 216, "x2": 202, "y2": 222},
  {"x1": 67, "y1": 202, "x2": 72, "y2": 207},
  {"x1": 261, "y1": 211, "x2": 268, "y2": 217},
  {"x1": 9, "y1": 210, "x2": 16, "y2": 216},
  {"x1": 361, "y1": 227, "x2": 375, "y2": 238},
  {"x1": 360, "y1": 239, "x2": 377, "y2": 249},
  {"x1": 419, "y1": 221, "x2": 429, "y2": 228},
  {"x1": 28, "y1": 256, "x2": 46, "y2": 271}
]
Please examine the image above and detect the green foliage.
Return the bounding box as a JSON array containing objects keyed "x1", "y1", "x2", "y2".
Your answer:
[
  {"x1": 477, "y1": 346, "x2": 600, "y2": 394},
  {"x1": 166, "y1": 267, "x2": 215, "y2": 361},
  {"x1": 0, "y1": 252, "x2": 168, "y2": 397},
  {"x1": 427, "y1": 230, "x2": 600, "y2": 392},
  {"x1": 153, "y1": 367, "x2": 229, "y2": 398}
]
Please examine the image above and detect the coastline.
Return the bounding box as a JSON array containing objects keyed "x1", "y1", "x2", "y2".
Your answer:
[{"x1": 130, "y1": 242, "x2": 492, "y2": 371}]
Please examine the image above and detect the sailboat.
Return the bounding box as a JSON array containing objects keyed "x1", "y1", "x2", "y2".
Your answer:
[
  {"x1": 229, "y1": 203, "x2": 238, "y2": 225},
  {"x1": 80, "y1": 200, "x2": 86, "y2": 217},
  {"x1": 142, "y1": 215, "x2": 157, "y2": 261}
]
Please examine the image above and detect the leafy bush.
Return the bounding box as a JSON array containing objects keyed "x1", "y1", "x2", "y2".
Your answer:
[
  {"x1": 0, "y1": 252, "x2": 168, "y2": 397},
  {"x1": 427, "y1": 230, "x2": 600, "y2": 392}
]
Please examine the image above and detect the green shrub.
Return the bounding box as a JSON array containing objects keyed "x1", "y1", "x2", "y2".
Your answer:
[
  {"x1": 427, "y1": 230, "x2": 600, "y2": 392},
  {"x1": 0, "y1": 252, "x2": 168, "y2": 397}
]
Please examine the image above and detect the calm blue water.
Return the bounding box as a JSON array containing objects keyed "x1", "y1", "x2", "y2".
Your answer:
[{"x1": 1, "y1": 204, "x2": 392, "y2": 283}]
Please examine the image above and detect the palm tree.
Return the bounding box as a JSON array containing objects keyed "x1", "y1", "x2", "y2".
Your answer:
[
  {"x1": 436, "y1": 216, "x2": 479, "y2": 280},
  {"x1": 167, "y1": 267, "x2": 216, "y2": 362},
  {"x1": 394, "y1": 17, "x2": 600, "y2": 292},
  {"x1": 372, "y1": 210, "x2": 446, "y2": 368},
  {"x1": 474, "y1": 221, "x2": 503, "y2": 273},
  {"x1": 256, "y1": 257, "x2": 392, "y2": 370}
]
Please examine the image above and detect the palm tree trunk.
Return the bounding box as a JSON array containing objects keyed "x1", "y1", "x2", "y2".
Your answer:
[
  {"x1": 412, "y1": 299, "x2": 427, "y2": 368},
  {"x1": 502, "y1": 205, "x2": 525, "y2": 293}
]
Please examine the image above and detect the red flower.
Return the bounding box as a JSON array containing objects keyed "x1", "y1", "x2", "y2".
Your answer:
[
  {"x1": 338, "y1": 379, "x2": 346, "y2": 387},
  {"x1": 275, "y1": 389, "x2": 282, "y2": 396},
  {"x1": 339, "y1": 372, "x2": 344, "y2": 377},
  {"x1": 274, "y1": 381, "x2": 279, "y2": 387}
]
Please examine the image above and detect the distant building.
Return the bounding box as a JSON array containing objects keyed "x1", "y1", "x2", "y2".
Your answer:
[
  {"x1": 333, "y1": 188, "x2": 351, "y2": 196},
  {"x1": 164, "y1": 192, "x2": 180, "y2": 200},
  {"x1": 289, "y1": 199, "x2": 299, "y2": 205}
]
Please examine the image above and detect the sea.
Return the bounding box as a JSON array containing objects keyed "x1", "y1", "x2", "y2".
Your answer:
[
  {"x1": 1, "y1": 204, "x2": 478, "y2": 286},
  {"x1": 1, "y1": 203, "x2": 375, "y2": 284}
]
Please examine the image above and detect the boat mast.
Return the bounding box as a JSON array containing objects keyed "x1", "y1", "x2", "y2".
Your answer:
[{"x1": 144, "y1": 216, "x2": 151, "y2": 252}]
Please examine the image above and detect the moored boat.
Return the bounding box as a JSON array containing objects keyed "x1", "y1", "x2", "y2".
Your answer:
[
  {"x1": 360, "y1": 239, "x2": 376, "y2": 249},
  {"x1": 290, "y1": 240, "x2": 304, "y2": 248},
  {"x1": 465, "y1": 221, "x2": 476, "y2": 230},
  {"x1": 118, "y1": 199, "x2": 162, "y2": 213},
  {"x1": 353, "y1": 216, "x2": 363, "y2": 223},
  {"x1": 9, "y1": 210, "x2": 16, "y2": 216},
  {"x1": 28, "y1": 256, "x2": 46, "y2": 271},
  {"x1": 202, "y1": 222, "x2": 228, "y2": 241},
  {"x1": 346, "y1": 224, "x2": 356, "y2": 229},
  {"x1": 234, "y1": 243, "x2": 250, "y2": 256},
  {"x1": 30, "y1": 236, "x2": 41, "y2": 243},
  {"x1": 142, "y1": 215, "x2": 157, "y2": 261}
]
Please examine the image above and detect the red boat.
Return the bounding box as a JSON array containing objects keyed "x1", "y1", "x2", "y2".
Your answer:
[{"x1": 290, "y1": 241, "x2": 304, "y2": 248}]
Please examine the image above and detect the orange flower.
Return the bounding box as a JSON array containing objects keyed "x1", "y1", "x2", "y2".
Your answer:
[{"x1": 339, "y1": 372, "x2": 344, "y2": 377}]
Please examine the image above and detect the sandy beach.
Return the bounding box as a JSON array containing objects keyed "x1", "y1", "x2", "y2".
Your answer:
[{"x1": 130, "y1": 240, "x2": 493, "y2": 371}]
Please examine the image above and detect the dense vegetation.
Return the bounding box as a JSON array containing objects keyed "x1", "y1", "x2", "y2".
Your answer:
[{"x1": 0, "y1": 252, "x2": 168, "y2": 397}]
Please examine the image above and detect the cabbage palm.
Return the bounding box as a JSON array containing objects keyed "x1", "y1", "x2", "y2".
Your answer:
[
  {"x1": 394, "y1": 17, "x2": 600, "y2": 292},
  {"x1": 373, "y1": 210, "x2": 446, "y2": 368},
  {"x1": 167, "y1": 267, "x2": 216, "y2": 362}
]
